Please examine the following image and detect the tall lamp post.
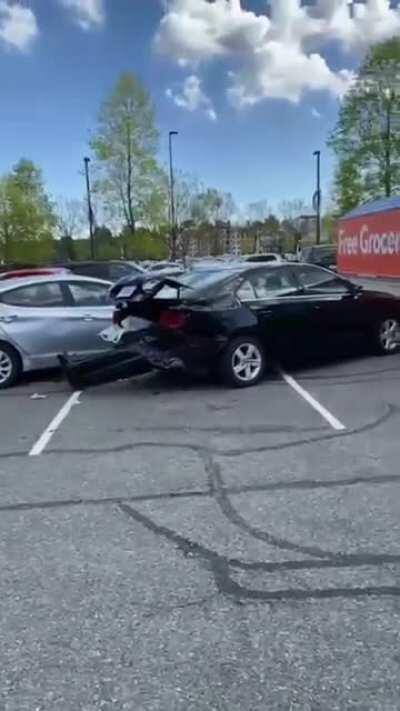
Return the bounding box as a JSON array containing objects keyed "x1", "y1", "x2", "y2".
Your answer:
[
  {"x1": 169, "y1": 131, "x2": 178, "y2": 260},
  {"x1": 84, "y1": 157, "x2": 95, "y2": 259},
  {"x1": 313, "y1": 150, "x2": 321, "y2": 245}
]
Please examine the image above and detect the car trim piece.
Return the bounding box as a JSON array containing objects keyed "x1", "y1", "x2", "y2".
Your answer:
[{"x1": 239, "y1": 293, "x2": 348, "y2": 305}]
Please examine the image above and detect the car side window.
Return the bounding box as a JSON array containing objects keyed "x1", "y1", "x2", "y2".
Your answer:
[
  {"x1": 72, "y1": 264, "x2": 107, "y2": 279},
  {"x1": 237, "y1": 280, "x2": 257, "y2": 301},
  {"x1": 68, "y1": 282, "x2": 111, "y2": 306},
  {"x1": 0, "y1": 282, "x2": 65, "y2": 307},
  {"x1": 237, "y1": 269, "x2": 295, "y2": 301},
  {"x1": 296, "y1": 266, "x2": 350, "y2": 293},
  {"x1": 109, "y1": 263, "x2": 132, "y2": 281}
]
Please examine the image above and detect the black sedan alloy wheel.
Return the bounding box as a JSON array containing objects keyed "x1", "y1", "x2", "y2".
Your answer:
[
  {"x1": 376, "y1": 317, "x2": 400, "y2": 355},
  {"x1": 220, "y1": 336, "x2": 266, "y2": 388}
]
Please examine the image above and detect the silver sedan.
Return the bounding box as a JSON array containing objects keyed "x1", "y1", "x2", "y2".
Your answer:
[{"x1": 0, "y1": 275, "x2": 114, "y2": 388}]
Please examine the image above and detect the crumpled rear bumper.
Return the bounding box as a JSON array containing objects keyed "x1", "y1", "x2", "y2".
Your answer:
[
  {"x1": 129, "y1": 327, "x2": 226, "y2": 375},
  {"x1": 132, "y1": 339, "x2": 185, "y2": 371},
  {"x1": 60, "y1": 326, "x2": 226, "y2": 389},
  {"x1": 59, "y1": 349, "x2": 153, "y2": 390}
]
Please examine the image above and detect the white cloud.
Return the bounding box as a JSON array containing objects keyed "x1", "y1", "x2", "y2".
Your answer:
[
  {"x1": 311, "y1": 107, "x2": 322, "y2": 119},
  {"x1": 228, "y1": 43, "x2": 353, "y2": 106},
  {"x1": 155, "y1": 0, "x2": 400, "y2": 106},
  {"x1": 155, "y1": 0, "x2": 270, "y2": 65},
  {"x1": 59, "y1": 0, "x2": 105, "y2": 30},
  {"x1": 166, "y1": 75, "x2": 217, "y2": 121},
  {"x1": 0, "y1": 1, "x2": 38, "y2": 51}
]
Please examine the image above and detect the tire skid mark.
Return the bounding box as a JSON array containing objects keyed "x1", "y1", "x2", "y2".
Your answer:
[{"x1": 118, "y1": 503, "x2": 400, "y2": 603}]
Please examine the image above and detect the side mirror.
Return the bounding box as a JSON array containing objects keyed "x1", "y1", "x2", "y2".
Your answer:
[{"x1": 349, "y1": 283, "x2": 363, "y2": 296}]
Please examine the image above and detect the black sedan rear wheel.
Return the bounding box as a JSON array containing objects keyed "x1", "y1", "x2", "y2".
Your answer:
[
  {"x1": 220, "y1": 336, "x2": 266, "y2": 388},
  {"x1": 373, "y1": 316, "x2": 400, "y2": 355}
]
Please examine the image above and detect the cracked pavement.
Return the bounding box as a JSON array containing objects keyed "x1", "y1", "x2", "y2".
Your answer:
[{"x1": 1, "y1": 350, "x2": 400, "y2": 710}]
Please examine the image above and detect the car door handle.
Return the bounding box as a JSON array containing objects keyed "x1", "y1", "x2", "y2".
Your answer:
[
  {"x1": 81, "y1": 314, "x2": 95, "y2": 322},
  {"x1": 313, "y1": 305, "x2": 322, "y2": 310}
]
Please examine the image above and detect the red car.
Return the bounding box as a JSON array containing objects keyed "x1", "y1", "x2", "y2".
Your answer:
[{"x1": 0, "y1": 267, "x2": 70, "y2": 280}]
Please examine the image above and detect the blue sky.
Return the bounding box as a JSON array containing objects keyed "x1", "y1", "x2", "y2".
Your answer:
[{"x1": 0, "y1": 0, "x2": 398, "y2": 214}]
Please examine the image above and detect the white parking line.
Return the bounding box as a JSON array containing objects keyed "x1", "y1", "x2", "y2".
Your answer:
[
  {"x1": 29, "y1": 391, "x2": 82, "y2": 456},
  {"x1": 279, "y1": 369, "x2": 346, "y2": 431}
]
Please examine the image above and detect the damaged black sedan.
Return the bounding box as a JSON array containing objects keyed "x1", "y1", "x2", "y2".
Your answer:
[{"x1": 87, "y1": 262, "x2": 400, "y2": 389}]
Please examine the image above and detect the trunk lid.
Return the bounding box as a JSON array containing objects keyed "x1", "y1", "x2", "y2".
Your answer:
[{"x1": 111, "y1": 275, "x2": 195, "y2": 325}]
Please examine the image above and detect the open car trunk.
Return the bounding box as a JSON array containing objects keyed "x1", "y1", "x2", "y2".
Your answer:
[{"x1": 111, "y1": 274, "x2": 195, "y2": 324}]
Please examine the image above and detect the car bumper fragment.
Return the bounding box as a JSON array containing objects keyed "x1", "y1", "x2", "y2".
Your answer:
[{"x1": 59, "y1": 349, "x2": 153, "y2": 390}]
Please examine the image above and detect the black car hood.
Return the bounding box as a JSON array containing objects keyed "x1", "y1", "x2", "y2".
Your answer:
[{"x1": 360, "y1": 289, "x2": 399, "y2": 302}]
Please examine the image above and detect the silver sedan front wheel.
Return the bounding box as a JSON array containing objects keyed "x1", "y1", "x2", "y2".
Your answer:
[
  {"x1": 378, "y1": 318, "x2": 400, "y2": 354},
  {"x1": 0, "y1": 344, "x2": 21, "y2": 389}
]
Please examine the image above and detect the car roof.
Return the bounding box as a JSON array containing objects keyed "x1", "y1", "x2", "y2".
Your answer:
[
  {"x1": 0, "y1": 273, "x2": 111, "y2": 293},
  {"x1": 59, "y1": 260, "x2": 123, "y2": 266},
  {"x1": 244, "y1": 252, "x2": 280, "y2": 257},
  {"x1": 190, "y1": 260, "x2": 245, "y2": 270}
]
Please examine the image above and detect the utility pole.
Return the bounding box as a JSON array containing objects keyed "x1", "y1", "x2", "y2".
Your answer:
[
  {"x1": 84, "y1": 157, "x2": 95, "y2": 259},
  {"x1": 313, "y1": 150, "x2": 321, "y2": 245},
  {"x1": 169, "y1": 131, "x2": 178, "y2": 260}
]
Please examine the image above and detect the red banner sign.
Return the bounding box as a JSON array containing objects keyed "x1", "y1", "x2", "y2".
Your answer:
[{"x1": 338, "y1": 210, "x2": 400, "y2": 278}]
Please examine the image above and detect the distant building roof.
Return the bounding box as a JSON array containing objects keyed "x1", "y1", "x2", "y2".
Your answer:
[{"x1": 343, "y1": 196, "x2": 400, "y2": 220}]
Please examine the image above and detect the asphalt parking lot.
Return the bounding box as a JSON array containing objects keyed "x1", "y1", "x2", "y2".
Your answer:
[{"x1": 1, "y1": 350, "x2": 400, "y2": 710}]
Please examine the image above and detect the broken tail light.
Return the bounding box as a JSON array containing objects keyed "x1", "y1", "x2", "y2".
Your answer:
[
  {"x1": 113, "y1": 306, "x2": 126, "y2": 326},
  {"x1": 159, "y1": 310, "x2": 187, "y2": 330}
]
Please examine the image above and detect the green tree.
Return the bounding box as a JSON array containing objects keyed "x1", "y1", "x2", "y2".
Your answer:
[
  {"x1": 56, "y1": 198, "x2": 87, "y2": 261},
  {"x1": 0, "y1": 159, "x2": 56, "y2": 264},
  {"x1": 90, "y1": 72, "x2": 166, "y2": 236},
  {"x1": 93, "y1": 225, "x2": 121, "y2": 259},
  {"x1": 120, "y1": 226, "x2": 168, "y2": 261},
  {"x1": 330, "y1": 37, "x2": 400, "y2": 211},
  {"x1": 191, "y1": 188, "x2": 236, "y2": 225},
  {"x1": 246, "y1": 200, "x2": 272, "y2": 223},
  {"x1": 332, "y1": 159, "x2": 364, "y2": 214},
  {"x1": 278, "y1": 199, "x2": 308, "y2": 222}
]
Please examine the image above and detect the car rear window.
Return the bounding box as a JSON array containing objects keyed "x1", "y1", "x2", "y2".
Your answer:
[
  {"x1": 70, "y1": 264, "x2": 108, "y2": 279},
  {"x1": 109, "y1": 263, "x2": 134, "y2": 281},
  {"x1": 153, "y1": 270, "x2": 239, "y2": 300},
  {"x1": 246, "y1": 255, "x2": 278, "y2": 263}
]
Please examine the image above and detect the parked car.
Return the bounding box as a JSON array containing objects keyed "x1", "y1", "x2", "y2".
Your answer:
[
  {"x1": 188, "y1": 260, "x2": 244, "y2": 272},
  {"x1": 301, "y1": 244, "x2": 336, "y2": 270},
  {"x1": 243, "y1": 253, "x2": 284, "y2": 264},
  {"x1": 0, "y1": 267, "x2": 70, "y2": 281},
  {"x1": 146, "y1": 261, "x2": 184, "y2": 275},
  {"x1": 58, "y1": 260, "x2": 144, "y2": 282},
  {"x1": 99, "y1": 263, "x2": 400, "y2": 389},
  {"x1": 0, "y1": 275, "x2": 114, "y2": 388}
]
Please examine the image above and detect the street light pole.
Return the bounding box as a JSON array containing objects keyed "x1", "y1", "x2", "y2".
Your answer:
[
  {"x1": 84, "y1": 157, "x2": 95, "y2": 259},
  {"x1": 313, "y1": 150, "x2": 321, "y2": 246},
  {"x1": 169, "y1": 131, "x2": 178, "y2": 260}
]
